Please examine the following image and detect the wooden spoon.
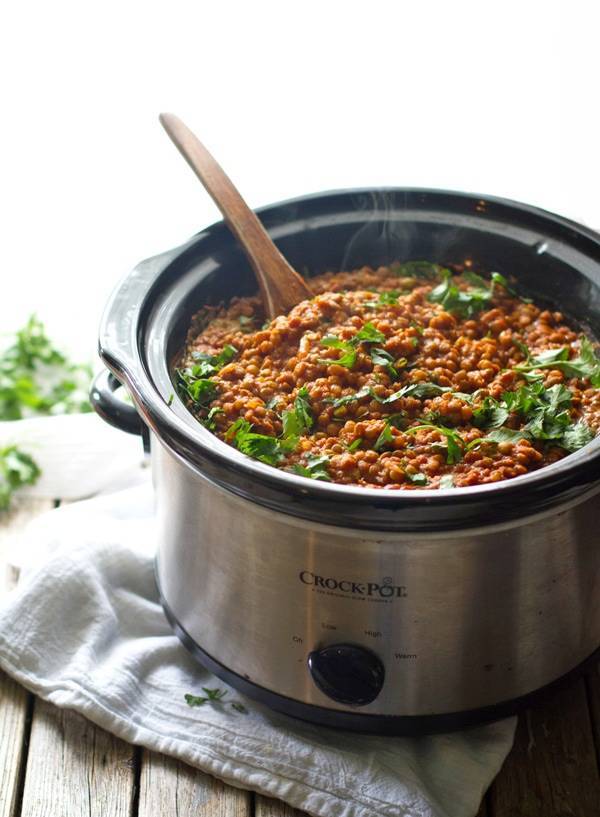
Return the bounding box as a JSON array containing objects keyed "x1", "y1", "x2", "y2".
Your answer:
[{"x1": 159, "y1": 113, "x2": 312, "y2": 319}]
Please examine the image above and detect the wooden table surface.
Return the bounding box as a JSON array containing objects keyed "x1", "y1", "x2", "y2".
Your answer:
[{"x1": 1, "y1": 498, "x2": 599, "y2": 817}]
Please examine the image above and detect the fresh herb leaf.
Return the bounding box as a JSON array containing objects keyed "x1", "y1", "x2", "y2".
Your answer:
[
  {"x1": 265, "y1": 396, "x2": 281, "y2": 411},
  {"x1": 514, "y1": 337, "x2": 600, "y2": 384},
  {"x1": 228, "y1": 418, "x2": 287, "y2": 465},
  {"x1": 326, "y1": 386, "x2": 372, "y2": 409},
  {"x1": 185, "y1": 689, "x2": 248, "y2": 714},
  {"x1": 472, "y1": 396, "x2": 510, "y2": 429},
  {"x1": 293, "y1": 386, "x2": 314, "y2": 431},
  {"x1": 384, "y1": 382, "x2": 452, "y2": 402},
  {"x1": 374, "y1": 422, "x2": 395, "y2": 452},
  {"x1": 561, "y1": 420, "x2": 595, "y2": 452},
  {"x1": 0, "y1": 445, "x2": 41, "y2": 511},
  {"x1": 392, "y1": 261, "x2": 447, "y2": 279},
  {"x1": 363, "y1": 290, "x2": 402, "y2": 308},
  {"x1": 292, "y1": 453, "x2": 331, "y2": 481},
  {"x1": 190, "y1": 345, "x2": 237, "y2": 377},
  {"x1": 0, "y1": 315, "x2": 92, "y2": 420},
  {"x1": 201, "y1": 406, "x2": 224, "y2": 431},
  {"x1": 407, "y1": 423, "x2": 465, "y2": 464},
  {"x1": 490, "y1": 271, "x2": 532, "y2": 302},
  {"x1": 346, "y1": 438, "x2": 363, "y2": 452},
  {"x1": 370, "y1": 347, "x2": 399, "y2": 379},
  {"x1": 319, "y1": 323, "x2": 386, "y2": 369},
  {"x1": 485, "y1": 428, "x2": 529, "y2": 445},
  {"x1": 166, "y1": 393, "x2": 174, "y2": 407},
  {"x1": 428, "y1": 270, "x2": 492, "y2": 318}
]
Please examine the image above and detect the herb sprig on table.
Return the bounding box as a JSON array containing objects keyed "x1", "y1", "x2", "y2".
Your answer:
[
  {"x1": 0, "y1": 315, "x2": 92, "y2": 420},
  {"x1": 0, "y1": 316, "x2": 93, "y2": 511},
  {"x1": 185, "y1": 688, "x2": 248, "y2": 714},
  {"x1": 0, "y1": 446, "x2": 41, "y2": 511}
]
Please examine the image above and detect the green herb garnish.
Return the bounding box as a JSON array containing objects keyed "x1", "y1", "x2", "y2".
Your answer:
[
  {"x1": 190, "y1": 345, "x2": 237, "y2": 378},
  {"x1": 201, "y1": 406, "x2": 224, "y2": 431},
  {"x1": 428, "y1": 269, "x2": 492, "y2": 318},
  {"x1": 292, "y1": 453, "x2": 331, "y2": 481},
  {"x1": 227, "y1": 418, "x2": 287, "y2": 465},
  {"x1": 363, "y1": 290, "x2": 402, "y2": 308},
  {"x1": 514, "y1": 337, "x2": 600, "y2": 385},
  {"x1": 392, "y1": 261, "x2": 447, "y2": 279},
  {"x1": 0, "y1": 315, "x2": 92, "y2": 420},
  {"x1": 407, "y1": 423, "x2": 466, "y2": 464},
  {"x1": 346, "y1": 438, "x2": 363, "y2": 452},
  {"x1": 318, "y1": 323, "x2": 386, "y2": 369},
  {"x1": 185, "y1": 689, "x2": 247, "y2": 714},
  {"x1": 0, "y1": 445, "x2": 41, "y2": 511}
]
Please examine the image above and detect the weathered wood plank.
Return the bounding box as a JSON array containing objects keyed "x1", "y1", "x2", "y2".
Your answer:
[
  {"x1": 255, "y1": 795, "x2": 306, "y2": 817},
  {"x1": 488, "y1": 680, "x2": 600, "y2": 816},
  {"x1": 138, "y1": 749, "x2": 251, "y2": 816},
  {"x1": 20, "y1": 698, "x2": 136, "y2": 817},
  {"x1": 0, "y1": 670, "x2": 31, "y2": 817}
]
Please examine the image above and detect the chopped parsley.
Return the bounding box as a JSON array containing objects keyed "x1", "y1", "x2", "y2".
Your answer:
[
  {"x1": 514, "y1": 337, "x2": 600, "y2": 385},
  {"x1": 318, "y1": 322, "x2": 386, "y2": 369},
  {"x1": 291, "y1": 453, "x2": 331, "y2": 481},
  {"x1": 0, "y1": 315, "x2": 92, "y2": 420},
  {"x1": 428, "y1": 269, "x2": 492, "y2": 318},
  {"x1": 185, "y1": 688, "x2": 247, "y2": 714},
  {"x1": 392, "y1": 261, "x2": 447, "y2": 279},
  {"x1": 407, "y1": 423, "x2": 466, "y2": 464},
  {"x1": 227, "y1": 418, "x2": 288, "y2": 465},
  {"x1": 190, "y1": 345, "x2": 237, "y2": 378},
  {"x1": 0, "y1": 445, "x2": 41, "y2": 511},
  {"x1": 363, "y1": 290, "x2": 403, "y2": 308},
  {"x1": 472, "y1": 381, "x2": 593, "y2": 452}
]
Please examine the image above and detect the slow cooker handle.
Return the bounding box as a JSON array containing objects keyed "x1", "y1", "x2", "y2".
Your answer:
[{"x1": 90, "y1": 369, "x2": 145, "y2": 436}]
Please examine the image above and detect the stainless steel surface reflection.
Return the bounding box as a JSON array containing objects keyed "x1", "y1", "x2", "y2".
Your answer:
[{"x1": 153, "y1": 436, "x2": 600, "y2": 717}]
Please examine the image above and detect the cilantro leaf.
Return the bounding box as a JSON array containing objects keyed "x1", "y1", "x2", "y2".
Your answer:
[
  {"x1": 407, "y1": 423, "x2": 465, "y2": 464},
  {"x1": 392, "y1": 261, "x2": 448, "y2": 279},
  {"x1": 190, "y1": 345, "x2": 237, "y2": 378},
  {"x1": 227, "y1": 418, "x2": 286, "y2": 465},
  {"x1": 0, "y1": 315, "x2": 92, "y2": 420},
  {"x1": 363, "y1": 290, "x2": 402, "y2": 308},
  {"x1": 561, "y1": 420, "x2": 595, "y2": 452},
  {"x1": 0, "y1": 445, "x2": 41, "y2": 511},
  {"x1": 292, "y1": 453, "x2": 331, "y2": 481},
  {"x1": 319, "y1": 323, "x2": 386, "y2": 369},
  {"x1": 514, "y1": 337, "x2": 600, "y2": 384},
  {"x1": 428, "y1": 270, "x2": 492, "y2": 318}
]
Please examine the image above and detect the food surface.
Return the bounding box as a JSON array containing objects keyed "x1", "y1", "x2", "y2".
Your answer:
[{"x1": 177, "y1": 262, "x2": 600, "y2": 489}]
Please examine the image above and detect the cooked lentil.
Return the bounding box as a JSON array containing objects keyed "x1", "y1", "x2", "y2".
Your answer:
[{"x1": 177, "y1": 262, "x2": 600, "y2": 489}]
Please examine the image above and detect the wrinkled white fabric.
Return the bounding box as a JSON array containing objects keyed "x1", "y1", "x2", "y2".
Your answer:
[
  {"x1": 0, "y1": 413, "x2": 144, "y2": 500},
  {"x1": 0, "y1": 484, "x2": 515, "y2": 817}
]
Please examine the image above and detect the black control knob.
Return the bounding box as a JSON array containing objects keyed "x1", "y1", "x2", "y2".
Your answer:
[{"x1": 307, "y1": 643, "x2": 385, "y2": 706}]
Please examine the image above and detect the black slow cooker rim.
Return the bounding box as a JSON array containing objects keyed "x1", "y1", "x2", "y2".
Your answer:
[{"x1": 99, "y1": 186, "x2": 600, "y2": 532}]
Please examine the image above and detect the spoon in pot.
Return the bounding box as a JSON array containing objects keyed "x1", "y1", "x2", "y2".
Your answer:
[{"x1": 159, "y1": 113, "x2": 312, "y2": 320}]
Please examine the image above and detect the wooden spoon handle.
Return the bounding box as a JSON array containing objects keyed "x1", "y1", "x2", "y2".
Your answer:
[{"x1": 159, "y1": 113, "x2": 312, "y2": 319}]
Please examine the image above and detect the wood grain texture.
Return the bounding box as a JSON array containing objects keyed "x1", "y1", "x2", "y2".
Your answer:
[
  {"x1": 489, "y1": 680, "x2": 600, "y2": 817},
  {"x1": 159, "y1": 112, "x2": 311, "y2": 319},
  {"x1": 255, "y1": 795, "x2": 307, "y2": 817},
  {"x1": 0, "y1": 670, "x2": 30, "y2": 817},
  {"x1": 20, "y1": 698, "x2": 136, "y2": 817},
  {"x1": 138, "y1": 749, "x2": 251, "y2": 817}
]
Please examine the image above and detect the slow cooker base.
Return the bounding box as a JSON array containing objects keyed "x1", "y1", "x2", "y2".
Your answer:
[{"x1": 160, "y1": 591, "x2": 600, "y2": 736}]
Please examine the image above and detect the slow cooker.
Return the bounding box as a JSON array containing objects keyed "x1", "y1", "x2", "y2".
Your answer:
[{"x1": 91, "y1": 188, "x2": 600, "y2": 734}]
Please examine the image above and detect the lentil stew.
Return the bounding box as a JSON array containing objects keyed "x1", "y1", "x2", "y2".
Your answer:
[{"x1": 177, "y1": 262, "x2": 600, "y2": 489}]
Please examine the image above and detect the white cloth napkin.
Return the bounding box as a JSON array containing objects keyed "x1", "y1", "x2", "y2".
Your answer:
[{"x1": 0, "y1": 479, "x2": 516, "y2": 817}]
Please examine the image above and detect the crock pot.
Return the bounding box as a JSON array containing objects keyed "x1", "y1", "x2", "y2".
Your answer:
[{"x1": 91, "y1": 188, "x2": 600, "y2": 734}]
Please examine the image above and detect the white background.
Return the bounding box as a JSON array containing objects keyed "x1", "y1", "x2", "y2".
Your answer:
[{"x1": 1, "y1": 0, "x2": 599, "y2": 363}]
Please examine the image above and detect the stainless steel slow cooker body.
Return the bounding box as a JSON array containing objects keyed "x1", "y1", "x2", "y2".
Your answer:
[{"x1": 94, "y1": 188, "x2": 600, "y2": 734}]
